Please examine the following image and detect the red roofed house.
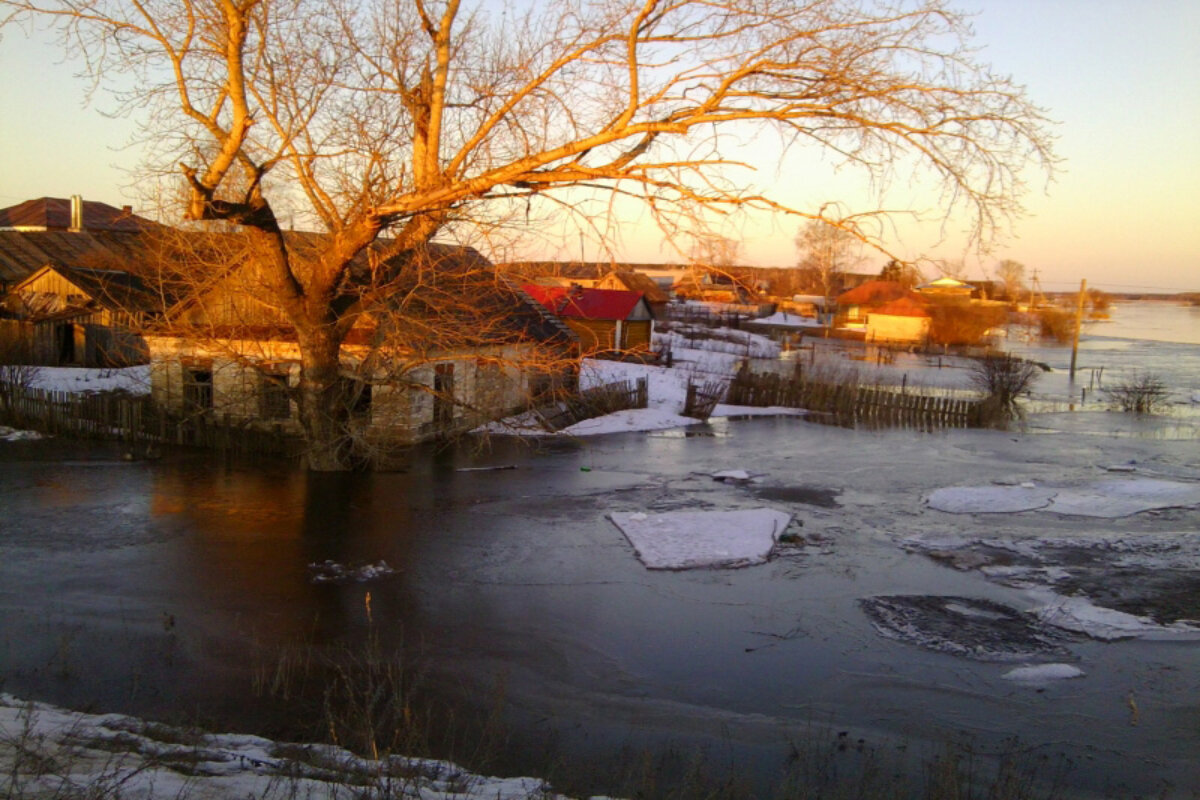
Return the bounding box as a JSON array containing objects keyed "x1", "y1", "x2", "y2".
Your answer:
[{"x1": 523, "y1": 284, "x2": 654, "y2": 354}]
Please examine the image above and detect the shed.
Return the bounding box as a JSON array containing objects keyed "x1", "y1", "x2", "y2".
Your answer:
[{"x1": 522, "y1": 284, "x2": 655, "y2": 354}]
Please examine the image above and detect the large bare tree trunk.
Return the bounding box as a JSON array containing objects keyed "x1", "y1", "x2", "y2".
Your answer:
[{"x1": 296, "y1": 327, "x2": 353, "y2": 472}]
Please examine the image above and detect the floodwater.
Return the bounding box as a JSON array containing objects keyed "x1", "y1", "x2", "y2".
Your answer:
[{"x1": 1, "y1": 302, "x2": 1199, "y2": 798}]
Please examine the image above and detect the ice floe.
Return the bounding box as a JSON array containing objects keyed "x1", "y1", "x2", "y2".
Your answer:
[
  {"x1": 900, "y1": 530, "x2": 1200, "y2": 640},
  {"x1": 926, "y1": 477, "x2": 1200, "y2": 518},
  {"x1": 925, "y1": 485, "x2": 1055, "y2": 514},
  {"x1": 1001, "y1": 663, "x2": 1086, "y2": 682},
  {"x1": 609, "y1": 508, "x2": 792, "y2": 570},
  {"x1": 859, "y1": 595, "x2": 1075, "y2": 662},
  {"x1": 1025, "y1": 589, "x2": 1200, "y2": 642}
]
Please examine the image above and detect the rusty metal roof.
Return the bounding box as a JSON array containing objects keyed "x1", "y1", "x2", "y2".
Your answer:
[{"x1": 0, "y1": 197, "x2": 159, "y2": 233}]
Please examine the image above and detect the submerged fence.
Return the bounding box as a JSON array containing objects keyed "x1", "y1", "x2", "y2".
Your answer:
[
  {"x1": 725, "y1": 367, "x2": 985, "y2": 428},
  {"x1": 532, "y1": 377, "x2": 648, "y2": 432},
  {"x1": 0, "y1": 385, "x2": 300, "y2": 459}
]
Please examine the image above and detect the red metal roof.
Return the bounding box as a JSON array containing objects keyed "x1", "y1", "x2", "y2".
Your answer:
[
  {"x1": 0, "y1": 197, "x2": 157, "y2": 232},
  {"x1": 522, "y1": 284, "x2": 646, "y2": 320}
]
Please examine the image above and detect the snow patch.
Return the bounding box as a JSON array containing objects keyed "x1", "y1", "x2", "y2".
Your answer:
[
  {"x1": 609, "y1": 508, "x2": 792, "y2": 570},
  {"x1": 26, "y1": 365, "x2": 151, "y2": 395},
  {"x1": 0, "y1": 426, "x2": 43, "y2": 442},
  {"x1": 0, "y1": 694, "x2": 569, "y2": 800}
]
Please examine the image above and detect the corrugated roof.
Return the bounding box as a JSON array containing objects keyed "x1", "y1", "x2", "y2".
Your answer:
[
  {"x1": 0, "y1": 230, "x2": 157, "y2": 286},
  {"x1": 522, "y1": 284, "x2": 647, "y2": 320},
  {"x1": 0, "y1": 197, "x2": 159, "y2": 232}
]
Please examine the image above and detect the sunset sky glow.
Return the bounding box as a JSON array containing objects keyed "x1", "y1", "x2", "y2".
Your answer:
[{"x1": 1, "y1": 0, "x2": 1197, "y2": 292}]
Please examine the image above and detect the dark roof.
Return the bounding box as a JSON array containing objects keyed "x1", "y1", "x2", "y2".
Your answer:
[
  {"x1": 604, "y1": 270, "x2": 670, "y2": 304},
  {"x1": 369, "y1": 245, "x2": 577, "y2": 348},
  {"x1": 8, "y1": 263, "x2": 161, "y2": 319},
  {"x1": 0, "y1": 229, "x2": 160, "y2": 287},
  {"x1": 522, "y1": 284, "x2": 647, "y2": 320},
  {"x1": 836, "y1": 280, "x2": 922, "y2": 307},
  {"x1": 0, "y1": 197, "x2": 159, "y2": 233}
]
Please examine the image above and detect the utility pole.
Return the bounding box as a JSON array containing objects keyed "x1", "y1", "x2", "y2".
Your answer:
[{"x1": 1069, "y1": 279, "x2": 1087, "y2": 383}]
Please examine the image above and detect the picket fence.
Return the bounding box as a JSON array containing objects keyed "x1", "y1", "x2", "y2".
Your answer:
[
  {"x1": 0, "y1": 386, "x2": 299, "y2": 459},
  {"x1": 725, "y1": 368, "x2": 985, "y2": 428}
]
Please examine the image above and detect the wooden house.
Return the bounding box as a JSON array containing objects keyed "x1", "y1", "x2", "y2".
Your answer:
[
  {"x1": 864, "y1": 296, "x2": 931, "y2": 343},
  {"x1": 594, "y1": 270, "x2": 671, "y2": 316},
  {"x1": 146, "y1": 242, "x2": 578, "y2": 446},
  {"x1": 522, "y1": 284, "x2": 654, "y2": 355},
  {"x1": 1, "y1": 264, "x2": 156, "y2": 366}
]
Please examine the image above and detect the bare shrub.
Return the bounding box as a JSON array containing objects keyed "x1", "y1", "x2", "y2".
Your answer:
[
  {"x1": 928, "y1": 303, "x2": 1008, "y2": 347},
  {"x1": 1037, "y1": 308, "x2": 1074, "y2": 343},
  {"x1": 969, "y1": 354, "x2": 1040, "y2": 424},
  {"x1": 1104, "y1": 373, "x2": 1170, "y2": 414}
]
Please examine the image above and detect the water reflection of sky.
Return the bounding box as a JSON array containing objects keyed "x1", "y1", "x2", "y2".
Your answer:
[{"x1": 1088, "y1": 301, "x2": 1200, "y2": 345}]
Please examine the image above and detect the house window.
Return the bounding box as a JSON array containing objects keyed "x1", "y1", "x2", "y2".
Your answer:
[
  {"x1": 184, "y1": 368, "x2": 214, "y2": 413},
  {"x1": 260, "y1": 372, "x2": 291, "y2": 420}
]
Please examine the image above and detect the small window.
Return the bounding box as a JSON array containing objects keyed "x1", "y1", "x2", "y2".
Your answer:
[
  {"x1": 260, "y1": 372, "x2": 291, "y2": 420},
  {"x1": 184, "y1": 368, "x2": 214, "y2": 412}
]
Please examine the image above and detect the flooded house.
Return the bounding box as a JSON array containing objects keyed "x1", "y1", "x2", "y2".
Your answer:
[
  {"x1": 0, "y1": 195, "x2": 163, "y2": 366},
  {"x1": 146, "y1": 241, "x2": 579, "y2": 445}
]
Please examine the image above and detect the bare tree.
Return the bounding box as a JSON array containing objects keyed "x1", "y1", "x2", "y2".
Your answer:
[
  {"x1": 4, "y1": 0, "x2": 1055, "y2": 469},
  {"x1": 995, "y1": 259, "x2": 1026, "y2": 302},
  {"x1": 794, "y1": 217, "x2": 863, "y2": 307}
]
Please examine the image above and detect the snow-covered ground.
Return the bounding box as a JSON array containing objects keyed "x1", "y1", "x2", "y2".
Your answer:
[
  {"x1": 0, "y1": 694, "x2": 567, "y2": 800},
  {"x1": 24, "y1": 365, "x2": 151, "y2": 395}
]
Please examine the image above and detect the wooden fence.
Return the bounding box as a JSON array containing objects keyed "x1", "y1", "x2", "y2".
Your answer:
[
  {"x1": 683, "y1": 378, "x2": 727, "y2": 420},
  {"x1": 0, "y1": 385, "x2": 300, "y2": 459},
  {"x1": 532, "y1": 377, "x2": 649, "y2": 432},
  {"x1": 725, "y1": 367, "x2": 985, "y2": 428}
]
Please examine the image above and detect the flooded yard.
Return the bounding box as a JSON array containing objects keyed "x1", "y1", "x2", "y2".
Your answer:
[{"x1": 2, "y1": 409, "x2": 1198, "y2": 797}]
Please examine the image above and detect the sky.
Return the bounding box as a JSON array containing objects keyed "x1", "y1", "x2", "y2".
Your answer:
[{"x1": 1, "y1": 1, "x2": 1197, "y2": 293}]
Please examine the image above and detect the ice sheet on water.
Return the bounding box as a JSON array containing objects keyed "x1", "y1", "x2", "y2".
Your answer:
[
  {"x1": 609, "y1": 508, "x2": 792, "y2": 570},
  {"x1": 899, "y1": 530, "x2": 1200, "y2": 639},
  {"x1": 859, "y1": 595, "x2": 1076, "y2": 662},
  {"x1": 1001, "y1": 663, "x2": 1086, "y2": 682},
  {"x1": 926, "y1": 477, "x2": 1200, "y2": 518},
  {"x1": 925, "y1": 485, "x2": 1055, "y2": 513}
]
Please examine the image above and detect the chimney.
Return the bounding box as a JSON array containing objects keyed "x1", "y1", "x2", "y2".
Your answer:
[{"x1": 69, "y1": 195, "x2": 84, "y2": 231}]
